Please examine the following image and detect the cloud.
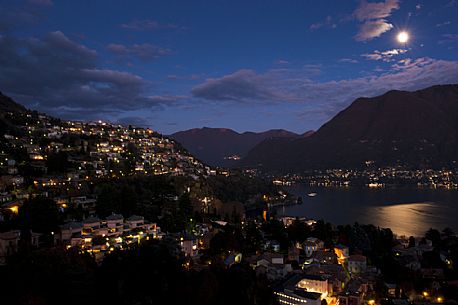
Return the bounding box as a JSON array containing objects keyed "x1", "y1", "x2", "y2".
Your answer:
[
  {"x1": 0, "y1": 31, "x2": 176, "y2": 121},
  {"x1": 339, "y1": 58, "x2": 359, "y2": 64},
  {"x1": 362, "y1": 48, "x2": 408, "y2": 62},
  {"x1": 302, "y1": 64, "x2": 322, "y2": 75},
  {"x1": 353, "y1": 0, "x2": 400, "y2": 41},
  {"x1": 115, "y1": 116, "x2": 153, "y2": 128},
  {"x1": 191, "y1": 57, "x2": 458, "y2": 121},
  {"x1": 436, "y1": 21, "x2": 451, "y2": 27},
  {"x1": 438, "y1": 34, "x2": 458, "y2": 45},
  {"x1": 354, "y1": 0, "x2": 400, "y2": 20},
  {"x1": 276, "y1": 59, "x2": 290, "y2": 65},
  {"x1": 107, "y1": 43, "x2": 172, "y2": 62},
  {"x1": 309, "y1": 16, "x2": 337, "y2": 31},
  {"x1": 0, "y1": 1, "x2": 51, "y2": 31},
  {"x1": 120, "y1": 19, "x2": 184, "y2": 31},
  {"x1": 355, "y1": 19, "x2": 394, "y2": 41},
  {"x1": 166, "y1": 74, "x2": 201, "y2": 81},
  {"x1": 191, "y1": 70, "x2": 280, "y2": 103}
]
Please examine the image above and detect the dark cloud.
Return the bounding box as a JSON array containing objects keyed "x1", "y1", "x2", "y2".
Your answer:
[
  {"x1": 191, "y1": 69, "x2": 280, "y2": 103},
  {"x1": 0, "y1": 1, "x2": 50, "y2": 32},
  {"x1": 107, "y1": 43, "x2": 172, "y2": 62},
  {"x1": 353, "y1": 0, "x2": 400, "y2": 41},
  {"x1": 0, "y1": 31, "x2": 176, "y2": 120},
  {"x1": 166, "y1": 74, "x2": 202, "y2": 81},
  {"x1": 115, "y1": 116, "x2": 153, "y2": 128},
  {"x1": 120, "y1": 19, "x2": 184, "y2": 31}
]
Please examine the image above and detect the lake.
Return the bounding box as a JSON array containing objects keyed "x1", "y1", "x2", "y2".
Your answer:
[{"x1": 281, "y1": 184, "x2": 458, "y2": 237}]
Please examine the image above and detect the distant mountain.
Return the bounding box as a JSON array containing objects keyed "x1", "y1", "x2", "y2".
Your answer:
[
  {"x1": 170, "y1": 127, "x2": 310, "y2": 167},
  {"x1": 241, "y1": 84, "x2": 458, "y2": 171}
]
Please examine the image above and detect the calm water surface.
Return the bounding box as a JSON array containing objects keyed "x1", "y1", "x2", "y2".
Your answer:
[{"x1": 282, "y1": 185, "x2": 458, "y2": 237}]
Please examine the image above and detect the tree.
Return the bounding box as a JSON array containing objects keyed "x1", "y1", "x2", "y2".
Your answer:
[
  {"x1": 408, "y1": 236, "x2": 416, "y2": 248},
  {"x1": 287, "y1": 219, "x2": 312, "y2": 243},
  {"x1": 96, "y1": 183, "x2": 138, "y2": 217},
  {"x1": 425, "y1": 228, "x2": 441, "y2": 246},
  {"x1": 46, "y1": 151, "x2": 70, "y2": 173},
  {"x1": 18, "y1": 197, "x2": 61, "y2": 234}
]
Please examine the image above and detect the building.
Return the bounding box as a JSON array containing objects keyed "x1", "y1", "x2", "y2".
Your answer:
[
  {"x1": 126, "y1": 215, "x2": 144, "y2": 229},
  {"x1": 288, "y1": 245, "x2": 300, "y2": 262},
  {"x1": 106, "y1": 213, "x2": 124, "y2": 236},
  {"x1": 308, "y1": 250, "x2": 338, "y2": 265},
  {"x1": 338, "y1": 293, "x2": 364, "y2": 305},
  {"x1": 275, "y1": 289, "x2": 322, "y2": 305},
  {"x1": 303, "y1": 237, "x2": 324, "y2": 257},
  {"x1": 0, "y1": 230, "x2": 41, "y2": 265},
  {"x1": 348, "y1": 255, "x2": 367, "y2": 274},
  {"x1": 0, "y1": 230, "x2": 21, "y2": 265},
  {"x1": 296, "y1": 274, "x2": 329, "y2": 298},
  {"x1": 181, "y1": 235, "x2": 198, "y2": 257},
  {"x1": 56, "y1": 221, "x2": 83, "y2": 245}
]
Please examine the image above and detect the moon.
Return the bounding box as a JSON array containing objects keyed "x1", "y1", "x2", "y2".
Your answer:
[{"x1": 397, "y1": 31, "x2": 409, "y2": 43}]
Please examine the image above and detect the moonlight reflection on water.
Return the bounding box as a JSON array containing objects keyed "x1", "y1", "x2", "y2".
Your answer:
[{"x1": 283, "y1": 185, "x2": 458, "y2": 237}]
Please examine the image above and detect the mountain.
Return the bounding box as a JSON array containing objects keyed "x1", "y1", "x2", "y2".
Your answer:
[
  {"x1": 0, "y1": 92, "x2": 28, "y2": 135},
  {"x1": 170, "y1": 127, "x2": 308, "y2": 167},
  {"x1": 241, "y1": 84, "x2": 458, "y2": 171},
  {"x1": 0, "y1": 92, "x2": 27, "y2": 113}
]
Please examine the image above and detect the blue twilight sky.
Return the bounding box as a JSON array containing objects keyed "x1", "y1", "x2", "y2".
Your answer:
[{"x1": 1, "y1": 0, "x2": 458, "y2": 134}]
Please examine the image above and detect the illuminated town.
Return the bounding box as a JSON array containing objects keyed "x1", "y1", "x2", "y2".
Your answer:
[{"x1": 1, "y1": 0, "x2": 458, "y2": 304}]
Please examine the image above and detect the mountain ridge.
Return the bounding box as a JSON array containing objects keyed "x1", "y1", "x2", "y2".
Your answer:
[
  {"x1": 241, "y1": 84, "x2": 458, "y2": 171},
  {"x1": 170, "y1": 127, "x2": 312, "y2": 167}
]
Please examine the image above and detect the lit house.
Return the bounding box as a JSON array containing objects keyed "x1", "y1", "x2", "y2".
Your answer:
[
  {"x1": 106, "y1": 214, "x2": 124, "y2": 236},
  {"x1": 303, "y1": 237, "x2": 324, "y2": 257},
  {"x1": 296, "y1": 274, "x2": 329, "y2": 298},
  {"x1": 180, "y1": 235, "x2": 198, "y2": 257},
  {"x1": 81, "y1": 217, "x2": 100, "y2": 235},
  {"x1": 275, "y1": 290, "x2": 322, "y2": 305},
  {"x1": 275, "y1": 274, "x2": 324, "y2": 305},
  {"x1": 126, "y1": 215, "x2": 145, "y2": 229}
]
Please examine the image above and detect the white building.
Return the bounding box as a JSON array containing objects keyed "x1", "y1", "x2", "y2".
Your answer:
[
  {"x1": 275, "y1": 289, "x2": 322, "y2": 305},
  {"x1": 348, "y1": 255, "x2": 367, "y2": 274},
  {"x1": 296, "y1": 274, "x2": 329, "y2": 298}
]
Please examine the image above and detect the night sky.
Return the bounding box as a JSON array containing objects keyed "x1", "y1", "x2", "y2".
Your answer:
[{"x1": 1, "y1": 0, "x2": 458, "y2": 134}]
